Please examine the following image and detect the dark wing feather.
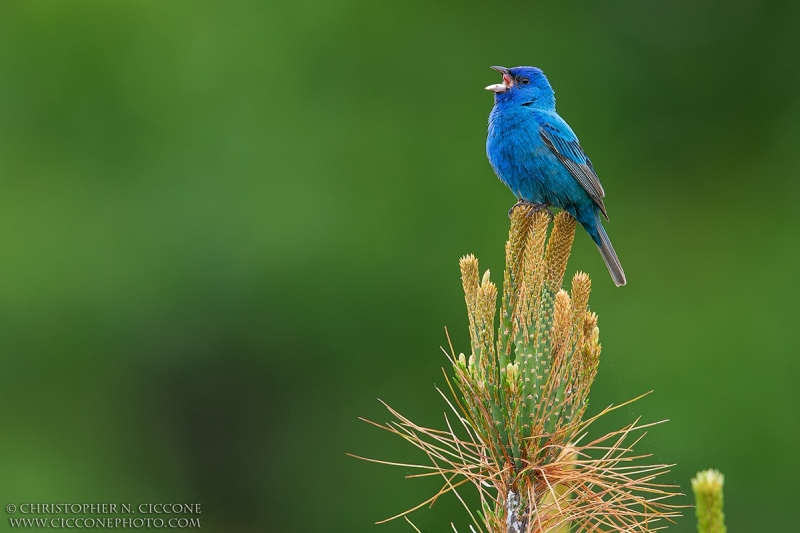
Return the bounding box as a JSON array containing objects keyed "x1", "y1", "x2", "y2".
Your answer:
[{"x1": 539, "y1": 124, "x2": 608, "y2": 219}]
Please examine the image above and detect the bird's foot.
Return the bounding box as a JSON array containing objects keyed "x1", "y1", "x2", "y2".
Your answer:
[{"x1": 508, "y1": 200, "x2": 554, "y2": 220}]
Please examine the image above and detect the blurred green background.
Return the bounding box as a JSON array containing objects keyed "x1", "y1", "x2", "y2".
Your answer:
[{"x1": 0, "y1": 1, "x2": 798, "y2": 531}]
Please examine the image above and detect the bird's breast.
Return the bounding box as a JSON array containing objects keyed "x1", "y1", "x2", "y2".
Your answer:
[{"x1": 487, "y1": 108, "x2": 550, "y2": 200}]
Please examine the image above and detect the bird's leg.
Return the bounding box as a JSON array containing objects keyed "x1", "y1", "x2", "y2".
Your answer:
[
  {"x1": 508, "y1": 199, "x2": 554, "y2": 220},
  {"x1": 508, "y1": 199, "x2": 527, "y2": 218}
]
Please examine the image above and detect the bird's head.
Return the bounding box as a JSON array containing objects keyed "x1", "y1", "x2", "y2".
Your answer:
[{"x1": 485, "y1": 66, "x2": 555, "y2": 109}]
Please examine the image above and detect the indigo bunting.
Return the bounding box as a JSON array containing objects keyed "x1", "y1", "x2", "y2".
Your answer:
[{"x1": 486, "y1": 66, "x2": 626, "y2": 286}]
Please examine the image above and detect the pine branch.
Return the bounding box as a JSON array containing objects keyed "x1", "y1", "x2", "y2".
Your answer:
[{"x1": 354, "y1": 206, "x2": 683, "y2": 532}]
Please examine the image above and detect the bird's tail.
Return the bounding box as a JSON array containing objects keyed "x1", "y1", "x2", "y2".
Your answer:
[{"x1": 594, "y1": 216, "x2": 626, "y2": 287}]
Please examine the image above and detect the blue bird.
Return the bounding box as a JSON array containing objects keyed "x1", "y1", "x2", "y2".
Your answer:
[{"x1": 486, "y1": 66, "x2": 626, "y2": 286}]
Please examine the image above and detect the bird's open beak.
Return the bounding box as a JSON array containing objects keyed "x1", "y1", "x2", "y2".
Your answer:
[{"x1": 486, "y1": 66, "x2": 512, "y2": 93}]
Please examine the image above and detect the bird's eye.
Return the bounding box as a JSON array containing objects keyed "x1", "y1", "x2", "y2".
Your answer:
[{"x1": 518, "y1": 76, "x2": 530, "y2": 85}]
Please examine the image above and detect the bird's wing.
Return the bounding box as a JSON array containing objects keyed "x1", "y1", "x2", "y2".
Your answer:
[{"x1": 538, "y1": 118, "x2": 608, "y2": 219}]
